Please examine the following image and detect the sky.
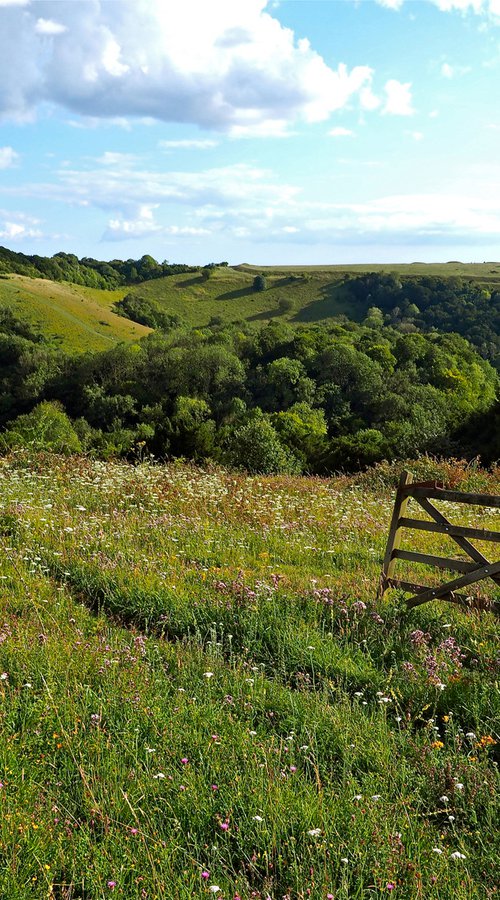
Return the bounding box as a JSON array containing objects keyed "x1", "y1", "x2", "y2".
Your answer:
[{"x1": 1, "y1": 0, "x2": 500, "y2": 266}]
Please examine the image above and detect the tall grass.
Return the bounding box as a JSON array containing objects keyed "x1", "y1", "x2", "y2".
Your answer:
[{"x1": 0, "y1": 453, "x2": 498, "y2": 898}]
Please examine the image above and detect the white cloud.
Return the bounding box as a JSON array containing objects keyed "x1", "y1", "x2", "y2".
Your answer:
[
  {"x1": 383, "y1": 79, "x2": 414, "y2": 115},
  {"x1": 159, "y1": 139, "x2": 219, "y2": 150},
  {"x1": 359, "y1": 85, "x2": 381, "y2": 111},
  {"x1": 328, "y1": 126, "x2": 354, "y2": 137},
  {"x1": 375, "y1": 0, "x2": 404, "y2": 9},
  {"x1": 0, "y1": 146, "x2": 18, "y2": 168},
  {"x1": 103, "y1": 204, "x2": 211, "y2": 241},
  {"x1": 373, "y1": 0, "x2": 500, "y2": 17},
  {"x1": 0, "y1": 209, "x2": 42, "y2": 240},
  {"x1": 96, "y1": 151, "x2": 139, "y2": 166},
  {"x1": 0, "y1": 0, "x2": 384, "y2": 128},
  {"x1": 228, "y1": 119, "x2": 293, "y2": 138},
  {"x1": 35, "y1": 17, "x2": 67, "y2": 35},
  {"x1": 441, "y1": 62, "x2": 454, "y2": 78},
  {"x1": 103, "y1": 204, "x2": 163, "y2": 240}
]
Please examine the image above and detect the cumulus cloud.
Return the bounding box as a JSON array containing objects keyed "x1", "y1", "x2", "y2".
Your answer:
[
  {"x1": 0, "y1": 146, "x2": 19, "y2": 168},
  {"x1": 383, "y1": 79, "x2": 414, "y2": 115},
  {"x1": 103, "y1": 204, "x2": 164, "y2": 240},
  {"x1": 0, "y1": 0, "x2": 400, "y2": 128},
  {"x1": 35, "y1": 17, "x2": 67, "y2": 35},
  {"x1": 0, "y1": 209, "x2": 42, "y2": 240},
  {"x1": 103, "y1": 204, "x2": 211, "y2": 241}
]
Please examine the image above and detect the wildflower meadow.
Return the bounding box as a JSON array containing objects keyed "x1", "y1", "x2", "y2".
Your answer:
[{"x1": 0, "y1": 453, "x2": 498, "y2": 899}]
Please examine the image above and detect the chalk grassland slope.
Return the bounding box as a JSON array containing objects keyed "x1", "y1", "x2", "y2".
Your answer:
[
  {"x1": 123, "y1": 262, "x2": 500, "y2": 330},
  {"x1": 125, "y1": 266, "x2": 361, "y2": 327},
  {"x1": 0, "y1": 454, "x2": 498, "y2": 898},
  {"x1": 3, "y1": 261, "x2": 500, "y2": 346},
  {"x1": 0, "y1": 274, "x2": 151, "y2": 352}
]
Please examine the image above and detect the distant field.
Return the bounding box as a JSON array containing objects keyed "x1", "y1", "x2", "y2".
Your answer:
[
  {"x1": 125, "y1": 266, "x2": 362, "y2": 328},
  {"x1": 0, "y1": 274, "x2": 150, "y2": 352},
  {"x1": 237, "y1": 261, "x2": 500, "y2": 284}
]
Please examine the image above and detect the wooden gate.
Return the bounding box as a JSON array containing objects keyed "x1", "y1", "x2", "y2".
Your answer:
[{"x1": 380, "y1": 471, "x2": 500, "y2": 614}]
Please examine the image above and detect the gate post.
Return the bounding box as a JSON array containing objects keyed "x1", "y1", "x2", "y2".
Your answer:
[{"x1": 379, "y1": 470, "x2": 413, "y2": 597}]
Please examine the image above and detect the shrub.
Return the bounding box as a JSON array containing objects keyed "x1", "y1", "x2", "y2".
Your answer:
[
  {"x1": 0, "y1": 401, "x2": 82, "y2": 454},
  {"x1": 225, "y1": 416, "x2": 302, "y2": 474}
]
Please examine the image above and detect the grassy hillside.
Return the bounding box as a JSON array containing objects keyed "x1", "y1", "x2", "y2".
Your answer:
[
  {"x1": 122, "y1": 262, "x2": 500, "y2": 331},
  {"x1": 2, "y1": 260, "x2": 500, "y2": 348},
  {"x1": 0, "y1": 274, "x2": 150, "y2": 352},
  {"x1": 123, "y1": 267, "x2": 364, "y2": 328},
  {"x1": 0, "y1": 453, "x2": 498, "y2": 898}
]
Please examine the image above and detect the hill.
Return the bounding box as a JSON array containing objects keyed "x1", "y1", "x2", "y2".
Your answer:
[
  {"x1": 0, "y1": 273, "x2": 150, "y2": 352},
  {"x1": 122, "y1": 261, "x2": 500, "y2": 331},
  {"x1": 0, "y1": 452, "x2": 498, "y2": 897},
  {"x1": 121, "y1": 266, "x2": 366, "y2": 328}
]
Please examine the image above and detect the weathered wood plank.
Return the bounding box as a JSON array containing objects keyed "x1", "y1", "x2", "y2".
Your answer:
[
  {"x1": 405, "y1": 559, "x2": 500, "y2": 607},
  {"x1": 392, "y1": 549, "x2": 477, "y2": 574},
  {"x1": 399, "y1": 517, "x2": 500, "y2": 544},
  {"x1": 386, "y1": 578, "x2": 470, "y2": 604},
  {"x1": 416, "y1": 496, "x2": 500, "y2": 588},
  {"x1": 403, "y1": 485, "x2": 500, "y2": 508}
]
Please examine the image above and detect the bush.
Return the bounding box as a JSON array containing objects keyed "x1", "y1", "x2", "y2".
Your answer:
[
  {"x1": 0, "y1": 401, "x2": 82, "y2": 454},
  {"x1": 225, "y1": 416, "x2": 302, "y2": 474},
  {"x1": 253, "y1": 274, "x2": 267, "y2": 292}
]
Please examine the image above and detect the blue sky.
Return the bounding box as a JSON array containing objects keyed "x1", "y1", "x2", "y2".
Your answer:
[{"x1": 1, "y1": 0, "x2": 500, "y2": 265}]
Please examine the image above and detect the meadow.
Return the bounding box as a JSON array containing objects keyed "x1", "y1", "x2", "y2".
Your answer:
[{"x1": 0, "y1": 453, "x2": 498, "y2": 899}]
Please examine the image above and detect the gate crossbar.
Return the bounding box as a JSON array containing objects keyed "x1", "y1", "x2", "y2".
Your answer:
[{"x1": 380, "y1": 471, "x2": 500, "y2": 614}]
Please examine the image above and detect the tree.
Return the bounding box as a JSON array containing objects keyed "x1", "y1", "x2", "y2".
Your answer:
[
  {"x1": 1, "y1": 401, "x2": 81, "y2": 454},
  {"x1": 253, "y1": 274, "x2": 267, "y2": 292},
  {"x1": 225, "y1": 415, "x2": 301, "y2": 474}
]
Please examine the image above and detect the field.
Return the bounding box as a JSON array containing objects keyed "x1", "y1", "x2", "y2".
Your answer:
[
  {"x1": 0, "y1": 453, "x2": 498, "y2": 899},
  {"x1": 0, "y1": 275, "x2": 150, "y2": 353}
]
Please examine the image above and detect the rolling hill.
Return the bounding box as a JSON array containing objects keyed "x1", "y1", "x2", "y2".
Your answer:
[{"x1": 0, "y1": 273, "x2": 150, "y2": 353}]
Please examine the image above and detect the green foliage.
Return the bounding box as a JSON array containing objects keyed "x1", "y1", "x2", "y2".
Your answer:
[
  {"x1": 0, "y1": 400, "x2": 82, "y2": 454},
  {"x1": 225, "y1": 414, "x2": 302, "y2": 473},
  {"x1": 115, "y1": 293, "x2": 184, "y2": 331},
  {"x1": 253, "y1": 273, "x2": 267, "y2": 292},
  {"x1": 0, "y1": 245, "x2": 198, "y2": 289},
  {"x1": 0, "y1": 281, "x2": 499, "y2": 472}
]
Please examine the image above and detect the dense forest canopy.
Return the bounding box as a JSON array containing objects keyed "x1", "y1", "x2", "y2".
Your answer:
[
  {"x1": 0, "y1": 304, "x2": 497, "y2": 472},
  {"x1": 2, "y1": 252, "x2": 500, "y2": 472}
]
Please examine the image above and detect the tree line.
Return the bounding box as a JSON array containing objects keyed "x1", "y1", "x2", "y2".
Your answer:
[{"x1": 0, "y1": 247, "x2": 205, "y2": 289}]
